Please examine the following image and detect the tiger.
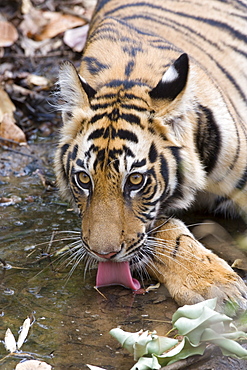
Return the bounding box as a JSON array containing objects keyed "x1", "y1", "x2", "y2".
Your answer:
[{"x1": 55, "y1": 0, "x2": 247, "y2": 310}]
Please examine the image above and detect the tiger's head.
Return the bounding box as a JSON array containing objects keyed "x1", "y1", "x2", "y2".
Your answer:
[{"x1": 55, "y1": 53, "x2": 205, "y2": 288}]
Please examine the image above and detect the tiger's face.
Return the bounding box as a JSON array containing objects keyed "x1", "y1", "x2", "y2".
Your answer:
[
  {"x1": 55, "y1": 54, "x2": 205, "y2": 286},
  {"x1": 58, "y1": 87, "x2": 177, "y2": 261}
]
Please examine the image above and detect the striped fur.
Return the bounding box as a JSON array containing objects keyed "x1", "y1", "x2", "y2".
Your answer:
[{"x1": 55, "y1": 0, "x2": 247, "y2": 308}]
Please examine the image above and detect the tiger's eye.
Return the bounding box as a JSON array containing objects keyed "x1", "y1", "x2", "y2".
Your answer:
[
  {"x1": 75, "y1": 171, "x2": 91, "y2": 190},
  {"x1": 128, "y1": 173, "x2": 144, "y2": 186},
  {"x1": 78, "y1": 172, "x2": 90, "y2": 184}
]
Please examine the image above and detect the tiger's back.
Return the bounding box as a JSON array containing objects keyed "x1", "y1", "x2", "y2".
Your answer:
[
  {"x1": 84, "y1": 0, "x2": 247, "y2": 120},
  {"x1": 55, "y1": 0, "x2": 247, "y2": 308}
]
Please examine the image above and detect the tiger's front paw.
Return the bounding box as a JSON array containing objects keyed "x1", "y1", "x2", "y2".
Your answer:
[
  {"x1": 148, "y1": 218, "x2": 247, "y2": 312},
  {"x1": 170, "y1": 266, "x2": 247, "y2": 313}
]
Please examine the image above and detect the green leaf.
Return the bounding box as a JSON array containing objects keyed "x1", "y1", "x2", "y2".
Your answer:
[
  {"x1": 146, "y1": 335, "x2": 178, "y2": 356},
  {"x1": 200, "y1": 328, "x2": 247, "y2": 358},
  {"x1": 211, "y1": 337, "x2": 247, "y2": 359},
  {"x1": 172, "y1": 298, "x2": 217, "y2": 323},
  {"x1": 130, "y1": 355, "x2": 161, "y2": 370},
  {"x1": 110, "y1": 328, "x2": 142, "y2": 354},
  {"x1": 155, "y1": 337, "x2": 206, "y2": 367},
  {"x1": 133, "y1": 331, "x2": 153, "y2": 360},
  {"x1": 201, "y1": 327, "x2": 247, "y2": 342},
  {"x1": 173, "y1": 306, "x2": 232, "y2": 345},
  {"x1": 110, "y1": 328, "x2": 178, "y2": 361}
]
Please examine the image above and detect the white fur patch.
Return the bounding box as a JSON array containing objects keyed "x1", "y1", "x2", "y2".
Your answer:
[
  {"x1": 79, "y1": 75, "x2": 87, "y2": 84},
  {"x1": 162, "y1": 65, "x2": 179, "y2": 83}
]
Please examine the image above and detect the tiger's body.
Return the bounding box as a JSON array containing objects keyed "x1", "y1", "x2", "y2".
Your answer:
[{"x1": 55, "y1": 0, "x2": 247, "y2": 308}]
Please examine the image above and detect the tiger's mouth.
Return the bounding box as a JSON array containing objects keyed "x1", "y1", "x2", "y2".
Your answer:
[
  {"x1": 96, "y1": 261, "x2": 141, "y2": 290},
  {"x1": 84, "y1": 234, "x2": 148, "y2": 291}
]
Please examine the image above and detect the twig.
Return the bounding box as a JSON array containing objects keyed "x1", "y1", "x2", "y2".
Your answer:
[{"x1": 0, "y1": 145, "x2": 37, "y2": 159}]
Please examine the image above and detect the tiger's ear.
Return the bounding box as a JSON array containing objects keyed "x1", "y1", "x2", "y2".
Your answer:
[
  {"x1": 149, "y1": 53, "x2": 189, "y2": 101},
  {"x1": 59, "y1": 61, "x2": 96, "y2": 111}
]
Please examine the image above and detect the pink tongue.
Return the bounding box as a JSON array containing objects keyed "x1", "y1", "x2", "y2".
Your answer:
[{"x1": 96, "y1": 261, "x2": 141, "y2": 290}]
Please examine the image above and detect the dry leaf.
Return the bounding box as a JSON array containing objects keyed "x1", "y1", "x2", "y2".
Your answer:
[
  {"x1": 0, "y1": 88, "x2": 25, "y2": 144},
  {"x1": 15, "y1": 360, "x2": 52, "y2": 370},
  {"x1": 17, "y1": 317, "x2": 31, "y2": 350},
  {"x1": 20, "y1": 37, "x2": 62, "y2": 57},
  {"x1": 0, "y1": 113, "x2": 26, "y2": 144},
  {"x1": 0, "y1": 87, "x2": 16, "y2": 122},
  {"x1": 20, "y1": 8, "x2": 47, "y2": 39},
  {"x1": 231, "y1": 258, "x2": 247, "y2": 271},
  {"x1": 0, "y1": 196, "x2": 22, "y2": 207},
  {"x1": 0, "y1": 21, "x2": 18, "y2": 47},
  {"x1": 21, "y1": 0, "x2": 32, "y2": 15},
  {"x1": 4, "y1": 328, "x2": 17, "y2": 353},
  {"x1": 63, "y1": 24, "x2": 89, "y2": 52},
  {"x1": 36, "y1": 11, "x2": 86, "y2": 41},
  {"x1": 26, "y1": 74, "x2": 49, "y2": 88}
]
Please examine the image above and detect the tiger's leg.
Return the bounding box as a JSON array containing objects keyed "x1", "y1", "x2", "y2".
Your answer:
[{"x1": 147, "y1": 218, "x2": 247, "y2": 310}]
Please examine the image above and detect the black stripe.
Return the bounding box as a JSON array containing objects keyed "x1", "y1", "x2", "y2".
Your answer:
[
  {"x1": 121, "y1": 103, "x2": 148, "y2": 112},
  {"x1": 124, "y1": 93, "x2": 149, "y2": 104},
  {"x1": 131, "y1": 158, "x2": 147, "y2": 169},
  {"x1": 71, "y1": 144, "x2": 78, "y2": 160},
  {"x1": 84, "y1": 144, "x2": 99, "y2": 158},
  {"x1": 93, "y1": 148, "x2": 106, "y2": 171},
  {"x1": 93, "y1": 93, "x2": 116, "y2": 101},
  {"x1": 93, "y1": 0, "x2": 112, "y2": 14},
  {"x1": 123, "y1": 145, "x2": 135, "y2": 161},
  {"x1": 91, "y1": 113, "x2": 105, "y2": 124},
  {"x1": 76, "y1": 158, "x2": 85, "y2": 169},
  {"x1": 91, "y1": 101, "x2": 148, "y2": 112},
  {"x1": 160, "y1": 154, "x2": 169, "y2": 194},
  {"x1": 120, "y1": 113, "x2": 141, "y2": 126},
  {"x1": 88, "y1": 128, "x2": 105, "y2": 140},
  {"x1": 236, "y1": 166, "x2": 247, "y2": 190},
  {"x1": 83, "y1": 56, "x2": 109, "y2": 75},
  {"x1": 123, "y1": 44, "x2": 144, "y2": 57},
  {"x1": 65, "y1": 151, "x2": 72, "y2": 175},
  {"x1": 104, "y1": 2, "x2": 165, "y2": 18},
  {"x1": 90, "y1": 110, "x2": 142, "y2": 126},
  {"x1": 148, "y1": 142, "x2": 158, "y2": 163},
  {"x1": 163, "y1": 146, "x2": 184, "y2": 205},
  {"x1": 114, "y1": 129, "x2": 138, "y2": 143},
  {"x1": 172, "y1": 234, "x2": 195, "y2": 258},
  {"x1": 105, "y1": 79, "x2": 149, "y2": 89},
  {"x1": 60, "y1": 143, "x2": 70, "y2": 160},
  {"x1": 142, "y1": 184, "x2": 158, "y2": 200},
  {"x1": 125, "y1": 60, "x2": 135, "y2": 77},
  {"x1": 91, "y1": 102, "x2": 112, "y2": 110},
  {"x1": 195, "y1": 105, "x2": 221, "y2": 174},
  {"x1": 172, "y1": 236, "x2": 181, "y2": 258}
]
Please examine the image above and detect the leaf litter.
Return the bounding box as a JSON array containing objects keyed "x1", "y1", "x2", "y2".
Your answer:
[{"x1": 2, "y1": 315, "x2": 52, "y2": 369}]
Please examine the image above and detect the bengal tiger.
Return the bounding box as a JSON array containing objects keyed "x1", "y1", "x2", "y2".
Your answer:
[{"x1": 55, "y1": 0, "x2": 247, "y2": 310}]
